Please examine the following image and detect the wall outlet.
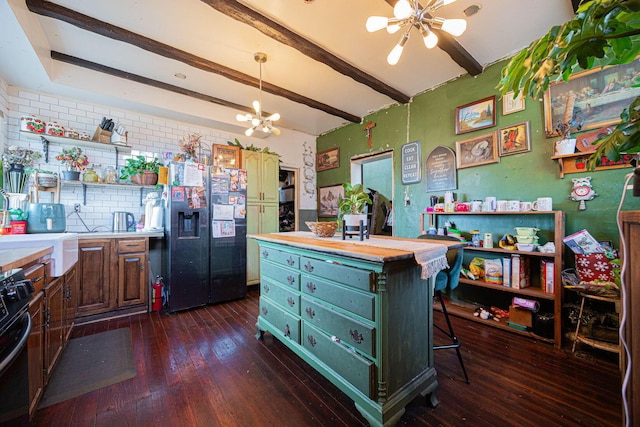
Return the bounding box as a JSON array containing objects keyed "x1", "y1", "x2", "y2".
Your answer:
[{"x1": 74, "y1": 203, "x2": 81, "y2": 213}]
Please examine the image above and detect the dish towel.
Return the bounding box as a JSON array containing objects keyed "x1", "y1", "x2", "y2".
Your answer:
[{"x1": 286, "y1": 232, "x2": 449, "y2": 279}]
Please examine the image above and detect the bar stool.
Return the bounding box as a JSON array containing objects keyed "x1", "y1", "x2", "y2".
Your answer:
[{"x1": 418, "y1": 234, "x2": 470, "y2": 383}]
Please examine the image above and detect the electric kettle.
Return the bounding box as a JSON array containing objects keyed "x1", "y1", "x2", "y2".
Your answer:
[{"x1": 112, "y1": 211, "x2": 135, "y2": 232}]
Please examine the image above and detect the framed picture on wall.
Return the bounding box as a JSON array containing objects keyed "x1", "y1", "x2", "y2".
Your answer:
[
  {"x1": 318, "y1": 184, "x2": 344, "y2": 217},
  {"x1": 455, "y1": 96, "x2": 496, "y2": 135},
  {"x1": 212, "y1": 144, "x2": 240, "y2": 169},
  {"x1": 455, "y1": 132, "x2": 499, "y2": 169},
  {"x1": 316, "y1": 147, "x2": 340, "y2": 171},
  {"x1": 498, "y1": 121, "x2": 531, "y2": 156},
  {"x1": 502, "y1": 91, "x2": 526, "y2": 115},
  {"x1": 543, "y1": 58, "x2": 640, "y2": 137}
]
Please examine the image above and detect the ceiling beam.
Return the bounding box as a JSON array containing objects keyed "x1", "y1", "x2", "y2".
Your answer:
[
  {"x1": 201, "y1": 0, "x2": 411, "y2": 104},
  {"x1": 383, "y1": 0, "x2": 483, "y2": 76},
  {"x1": 26, "y1": 0, "x2": 361, "y2": 123}
]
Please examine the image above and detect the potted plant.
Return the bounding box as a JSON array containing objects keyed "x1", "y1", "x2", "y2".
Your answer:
[
  {"x1": 338, "y1": 182, "x2": 372, "y2": 232},
  {"x1": 32, "y1": 168, "x2": 58, "y2": 188},
  {"x1": 2, "y1": 145, "x2": 42, "y2": 192},
  {"x1": 55, "y1": 146, "x2": 89, "y2": 180},
  {"x1": 120, "y1": 155, "x2": 161, "y2": 185}
]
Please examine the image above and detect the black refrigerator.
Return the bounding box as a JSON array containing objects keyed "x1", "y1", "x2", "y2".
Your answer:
[{"x1": 163, "y1": 163, "x2": 247, "y2": 312}]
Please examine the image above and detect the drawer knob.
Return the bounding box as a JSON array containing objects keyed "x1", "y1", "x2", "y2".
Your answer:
[
  {"x1": 262, "y1": 250, "x2": 270, "y2": 258},
  {"x1": 306, "y1": 282, "x2": 316, "y2": 293},
  {"x1": 287, "y1": 275, "x2": 295, "y2": 285},
  {"x1": 287, "y1": 257, "x2": 295, "y2": 266},
  {"x1": 305, "y1": 307, "x2": 315, "y2": 319},
  {"x1": 307, "y1": 334, "x2": 317, "y2": 347},
  {"x1": 287, "y1": 297, "x2": 295, "y2": 307},
  {"x1": 262, "y1": 283, "x2": 270, "y2": 293},
  {"x1": 262, "y1": 306, "x2": 269, "y2": 316},
  {"x1": 283, "y1": 324, "x2": 290, "y2": 337},
  {"x1": 304, "y1": 261, "x2": 314, "y2": 272},
  {"x1": 349, "y1": 329, "x2": 364, "y2": 344}
]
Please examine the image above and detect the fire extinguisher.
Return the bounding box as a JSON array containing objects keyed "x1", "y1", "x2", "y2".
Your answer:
[{"x1": 152, "y1": 275, "x2": 164, "y2": 312}]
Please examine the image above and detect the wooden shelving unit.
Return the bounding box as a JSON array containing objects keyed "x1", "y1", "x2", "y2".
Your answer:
[
  {"x1": 421, "y1": 210, "x2": 565, "y2": 347},
  {"x1": 549, "y1": 152, "x2": 637, "y2": 178}
]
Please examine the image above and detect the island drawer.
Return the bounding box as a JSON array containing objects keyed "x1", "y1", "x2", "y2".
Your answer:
[
  {"x1": 117, "y1": 239, "x2": 146, "y2": 253},
  {"x1": 259, "y1": 297, "x2": 301, "y2": 344},
  {"x1": 261, "y1": 278, "x2": 300, "y2": 315},
  {"x1": 301, "y1": 297, "x2": 375, "y2": 358},
  {"x1": 260, "y1": 247, "x2": 299, "y2": 269},
  {"x1": 299, "y1": 256, "x2": 375, "y2": 292},
  {"x1": 261, "y1": 262, "x2": 300, "y2": 290},
  {"x1": 301, "y1": 274, "x2": 375, "y2": 321},
  {"x1": 303, "y1": 322, "x2": 374, "y2": 398}
]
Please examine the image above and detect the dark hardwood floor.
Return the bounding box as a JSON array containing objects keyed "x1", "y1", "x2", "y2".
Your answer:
[{"x1": 32, "y1": 290, "x2": 622, "y2": 426}]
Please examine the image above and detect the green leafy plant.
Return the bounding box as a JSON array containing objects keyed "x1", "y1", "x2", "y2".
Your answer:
[
  {"x1": 338, "y1": 183, "x2": 372, "y2": 216},
  {"x1": 497, "y1": 0, "x2": 640, "y2": 167},
  {"x1": 119, "y1": 155, "x2": 161, "y2": 180},
  {"x1": 227, "y1": 138, "x2": 280, "y2": 158}
]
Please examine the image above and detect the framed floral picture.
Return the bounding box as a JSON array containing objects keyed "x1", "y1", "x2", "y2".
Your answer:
[
  {"x1": 455, "y1": 96, "x2": 496, "y2": 135},
  {"x1": 318, "y1": 184, "x2": 344, "y2": 217},
  {"x1": 502, "y1": 91, "x2": 526, "y2": 115},
  {"x1": 455, "y1": 132, "x2": 499, "y2": 169},
  {"x1": 498, "y1": 121, "x2": 531, "y2": 156}
]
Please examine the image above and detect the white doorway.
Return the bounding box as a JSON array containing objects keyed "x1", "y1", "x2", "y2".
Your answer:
[{"x1": 350, "y1": 150, "x2": 393, "y2": 235}]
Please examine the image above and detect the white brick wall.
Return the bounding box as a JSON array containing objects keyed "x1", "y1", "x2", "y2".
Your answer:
[{"x1": 3, "y1": 85, "x2": 317, "y2": 231}]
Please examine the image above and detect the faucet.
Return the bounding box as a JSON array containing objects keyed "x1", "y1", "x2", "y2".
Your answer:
[{"x1": 0, "y1": 189, "x2": 10, "y2": 229}]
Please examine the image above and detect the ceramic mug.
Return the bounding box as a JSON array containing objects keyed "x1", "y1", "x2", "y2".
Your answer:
[
  {"x1": 532, "y1": 197, "x2": 553, "y2": 211},
  {"x1": 520, "y1": 201, "x2": 533, "y2": 211},
  {"x1": 507, "y1": 200, "x2": 520, "y2": 212},
  {"x1": 496, "y1": 200, "x2": 508, "y2": 212}
]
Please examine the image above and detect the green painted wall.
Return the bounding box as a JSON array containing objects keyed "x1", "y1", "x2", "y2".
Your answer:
[{"x1": 317, "y1": 59, "x2": 636, "y2": 248}]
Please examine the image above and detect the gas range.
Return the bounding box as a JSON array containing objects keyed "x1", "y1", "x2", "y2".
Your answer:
[{"x1": 0, "y1": 269, "x2": 34, "y2": 334}]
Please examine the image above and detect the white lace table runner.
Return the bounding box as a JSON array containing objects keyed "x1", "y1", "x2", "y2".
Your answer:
[{"x1": 284, "y1": 232, "x2": 448, "y2": 279}]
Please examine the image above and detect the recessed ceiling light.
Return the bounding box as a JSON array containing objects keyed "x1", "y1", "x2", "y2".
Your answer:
[
  {"x1": 174, "y1": 73, "x2": 187, "y2": 80},
  {"x1": 464, "y1": 4, "x2": 481, "y2": 17}
]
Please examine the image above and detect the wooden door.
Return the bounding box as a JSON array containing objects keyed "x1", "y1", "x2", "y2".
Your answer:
[
  {"x1": 117, "y1": 252, "x2": 147, "y2": 308},
  {"x1": 246, "y1": 203, "x2": 262, "y2": 284},
  {"x1": 261, "y1": 153, "x2": 280, "y2": 204},
  {"x1": 63, "y1": 264, "x2": 77, "y2": 342},
  {"x1": 76, "y1": 239, "x2": 116, "y2": 316},
  {"x1": 242, "y1": 150, "x2": 261, "y2": 204},
  {"x1": 44, "y1": 277, "x2": 64, "y2": 380}
]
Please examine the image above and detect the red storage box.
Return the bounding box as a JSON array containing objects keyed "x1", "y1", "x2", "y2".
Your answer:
[
  {"x1": 10, "y1": 220, "x2": 26, "y2": 234},
  {"x1": 575, "y1": 252, "x2": 618, "y2": 283}
]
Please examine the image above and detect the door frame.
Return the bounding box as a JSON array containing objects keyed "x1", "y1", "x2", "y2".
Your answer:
[{"x1": 349, "y1": 150, "x2": 394, "y2": 233}]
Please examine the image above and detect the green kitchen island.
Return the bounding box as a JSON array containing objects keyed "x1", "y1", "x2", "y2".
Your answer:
[{"x1": 249, "y1": 232, "x2": 458, "y2": 427}]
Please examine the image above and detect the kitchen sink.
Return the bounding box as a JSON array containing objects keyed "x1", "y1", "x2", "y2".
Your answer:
[{"x1": 0, "y1": 233, "x2": 78, "y2": 277}]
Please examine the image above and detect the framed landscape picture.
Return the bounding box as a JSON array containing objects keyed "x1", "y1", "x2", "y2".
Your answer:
[
  {"x1": 543, "y1": 58, "x2": 640, "y2": 137},
  {"x1": 318, "y1": 184, "x2": 344, "y2": 217},
  {"x1": 455, "y1": 96, "x2": 496, "y2": 135},
  {"x1": 316, "y1": 147, "x2": 340, "y2": 172},
  {"x1": 455, "y1": 132, "x2": 499, "y2": 169},
  {"x1": 498, "y1": 121, "x2": 531, "y2": 156}
]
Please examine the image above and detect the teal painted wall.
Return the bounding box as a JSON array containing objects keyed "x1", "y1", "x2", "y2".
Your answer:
[
  {"x1": 363, "y1": 157, "x2": 392, "y2": 199},
  {"x1": 317, "y1": 59, "x2": 637, "y2": 247}
]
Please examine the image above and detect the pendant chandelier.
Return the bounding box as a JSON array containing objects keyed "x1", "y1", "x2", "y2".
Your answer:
[
  {"x1": 236, "y1": 52, "x2": 281, "y2": 136},
  {"x1": 366, "y1": 0, "x2": 467, "y2": 65}
]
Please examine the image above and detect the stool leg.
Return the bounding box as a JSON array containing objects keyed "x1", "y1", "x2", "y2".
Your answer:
[
  {"x1": 435, "y1": 291, "x2": 470, "y2": 384},
  {"x1": 572, "y1": 296, "x2": 586, "y2": 353}
]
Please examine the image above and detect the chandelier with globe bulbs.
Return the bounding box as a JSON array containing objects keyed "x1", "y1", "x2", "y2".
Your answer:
[
  {"x1": 366, "y1": 0, "x2": 467, "y2": 65},
  {"x1": 236, "y1": 52, "x2": 281, "y2": 136}
]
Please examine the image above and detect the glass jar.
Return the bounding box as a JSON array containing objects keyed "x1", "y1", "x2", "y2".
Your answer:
[
  {"x1": 82, "y1": 167, "x2": 98, "y2": 183},
  {"x1": 104, "y1": 166, "x2": 117, "y2": 184}
]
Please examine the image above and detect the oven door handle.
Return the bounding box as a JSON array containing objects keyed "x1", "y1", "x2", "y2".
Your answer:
[{"x1": 0, "y1": 312, "x2": 31, "y2": 374}]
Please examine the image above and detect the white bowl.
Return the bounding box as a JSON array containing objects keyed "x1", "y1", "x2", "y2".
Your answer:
[
  {"x1": 515, "y1": 235, "x2": 539, "y2": 244},
  {"x1": 516, "y1": 243, "x2": 535, "y2": 252}
]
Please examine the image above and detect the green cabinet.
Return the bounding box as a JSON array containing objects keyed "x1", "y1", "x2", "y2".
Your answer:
[{"x1": 252, "y1": 235, "x2": 439, "y2": 427}]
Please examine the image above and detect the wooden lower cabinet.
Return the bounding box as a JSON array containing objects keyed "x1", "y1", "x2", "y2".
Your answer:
[
  {"x1": 44, "y1": 276, "x2": 65, "y2": 380},
  {"x1": 253, "y1": 236, "x2": 438, "y2": 427},
  {"x1": 76, "y1": 237, "x2": 149, "y2": 318},
  {"x1": 28, "y1": 291, "x2": 44, "y2": 417}
]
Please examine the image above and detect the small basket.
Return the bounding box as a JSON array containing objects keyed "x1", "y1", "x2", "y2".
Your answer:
[{"x1": 306, "y1": 221, "x2": 338, "y2": 238}]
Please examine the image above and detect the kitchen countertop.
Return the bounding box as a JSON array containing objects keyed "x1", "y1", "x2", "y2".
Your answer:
[
  {"x1": 68, "y1": 231, "x2": 165, "y2": 239},
  {"x1": 0, "y1": 246, "x2": 53, "y2": 272}
]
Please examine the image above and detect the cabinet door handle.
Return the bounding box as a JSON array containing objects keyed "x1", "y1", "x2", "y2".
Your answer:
[
  {"x1": 306, "y1": 282, "x2": 316, "y2": 293},
  {"x1": 307, "y1": 334, "x2": 317, "y2": 347},
  {"x1": 262, "y1": 250, "x2": 269, "y2": 259},
  {"x1": 287, "y1": 257, "x2": 295, "y2": 266},
  {"x1": 304, "y1": 261, "x2": 314, "y2": 273},
  {"x1": 262, "y1": 283, "x2": 270, "y2": 293},
  {"x1": 287, "y1": 297, "x2": 295, "y2": 307},
  {"x1": 349, "y1": 329, "x2": 364, "y2": 344},
  {"x1": 305, "y1": 307, "x2": 315, "y2": 319},
  {"x1": 283, "y1": 324, "x2": 290, "y2": 337},
  {"x1": 287, "y1": 275, "x2": 295, "y2": 286},
  {"x1": 262, "y1": 306, "x2": 268, "y2": 316}
]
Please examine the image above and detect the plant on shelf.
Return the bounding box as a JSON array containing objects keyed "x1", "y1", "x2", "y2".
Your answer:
[
  {"x1": 178, "y1": 133, "x2": 202, "y2": 162},
  {"x1": 120, "y1": 155, "x2": 161, "y2": 185},
  {"x1": 227, "y1": 138, "x2": 281, "y2": 158},
  {"x1": 497, "y1": 0, "x2": 640, "y2": 167},
  {"x1": 338, "y1": 182, "x2": 372, "y2": 230},
  {"x1": 56, "y1": 146, "x2": 89, "y2": 181}
]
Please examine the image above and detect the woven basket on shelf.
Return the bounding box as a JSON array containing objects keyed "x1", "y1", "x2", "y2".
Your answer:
[
  {"x1": 306, "y1": 221, "x2": 338, "y2": 238},
  {"x1": 131, "y1": 171, "x2": 158, "y2": 185}
]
